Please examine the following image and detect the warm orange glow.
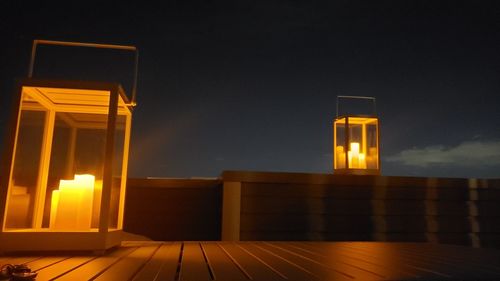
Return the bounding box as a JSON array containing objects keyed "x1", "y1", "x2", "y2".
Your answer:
[
  {"x1": 50, "y1": 174, "x2": 96, "y2": 230},
  {"x1": 1, "y1": 78, "x2": 133, "y2": 252},
  {"x1": 2, "y1": 84, "x2": 131, "y2": 232},
  {"x1": 334, "y1": 116, "x2": 379, "y2": 173},
  {"x1": 359, "y1": 152, "x2": 366, "y2": 169},
  {"x1": 21, "y1": 86, "x2": 132, "y2": 118},
  {"x1": 367, "y1": 147, "x2": 378, "y2": 169},
  {"x1": 5, "y1": 186, "x2": 30, "y2": 227},
  {"x1": 336, "y1": 145, "x2": 346, "y2": 168},
  {"x1": 345, "y1": 142, "x2": 366, "y2": 168}
]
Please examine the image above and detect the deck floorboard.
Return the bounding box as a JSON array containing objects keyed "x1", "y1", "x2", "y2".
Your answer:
[{"x1": 1, "y1": 241, "x2": 500, "y2": 280}]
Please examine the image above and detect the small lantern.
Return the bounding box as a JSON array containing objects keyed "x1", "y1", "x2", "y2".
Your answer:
[
  {"x1": 333, "y1": 96, "x2": 380, "y2": 175},
  {"x1": 0, "y1": 40, "x2": 138, "y2": 252}
]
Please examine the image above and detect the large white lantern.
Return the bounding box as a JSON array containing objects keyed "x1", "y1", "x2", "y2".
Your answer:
[{"x1": 0, "y1": 40, "x2": 138, "y2": 252}]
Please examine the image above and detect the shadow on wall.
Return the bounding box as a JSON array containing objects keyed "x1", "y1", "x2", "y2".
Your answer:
[{"x1": 124, "y1": 178, "x2": 222, "y2": 241}]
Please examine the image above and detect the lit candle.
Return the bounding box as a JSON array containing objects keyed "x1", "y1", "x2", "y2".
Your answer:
[
  {"x1": 49, "y1": 190, "x2": 59, "y2": 228},
  {"x1": 75, "y1": 174, "x2": 95, "y2": 229},
  {"x1": 366, "y1": 155, "x2": 373, "y2": 169},
  {"x1": 350, "y1": 142, "x2": 360, "y2": 168},
  {"x1": 367, "y1": 147, "x2": 378, "y2": 169},
  {"x1": 336, "y1": 146, "x2": 345, "y2": 168},
  {"x1": 50, "y1": 174, "x2": 95, "y2": 230},
  {"x1": 359, "y1": 153, "x2": 366, "y2": 169},
  {"x1": 53, "y1": 179, "x2": 80, "y2": 230}
]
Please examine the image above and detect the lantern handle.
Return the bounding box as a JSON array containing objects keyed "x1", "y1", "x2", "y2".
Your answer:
[
  {"x1": 28, "y1": 39, "x2": 139, "y2": 107},
  {"x1": 336, "y1": 95, "x2": 376, "y2": 117}
]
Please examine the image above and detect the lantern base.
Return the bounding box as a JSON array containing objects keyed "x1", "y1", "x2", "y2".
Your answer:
[
  {"x1": 0, "y1": 229, "x2": 123, "y2": 253},
  {"x1": 334, "y1": 168, "x2": 380, "y2": 176}
]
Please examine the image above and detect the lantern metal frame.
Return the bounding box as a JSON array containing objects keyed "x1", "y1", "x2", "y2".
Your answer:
[
  {"x1": 0, "y1": 40, "x2": 137, "y2": 253},
  {"x1": 333, "y1": 96, "x2": 380, "y2": 175}
]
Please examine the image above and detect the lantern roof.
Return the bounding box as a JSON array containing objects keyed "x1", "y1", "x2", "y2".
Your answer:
[{"x1": 18, "y1": 78, "x2": 133, "y2": 110}]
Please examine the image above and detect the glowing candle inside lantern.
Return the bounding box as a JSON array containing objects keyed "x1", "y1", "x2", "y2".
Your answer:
[
  {"x1": 75, "y1": 174, "x2": 94, "y2": 229},
  {"x1": 359, "y1": 153, "x2": 366, "y2": 169},
  {"x1": 50, "y1": 174, "x2": 95, "y2": 230},
  {"x1": 367, "y1": 147, "x2": 378, "y2": 169},
  {"x1": 50, "y1": 190, "x2": 59, "y2": 227},
  {"x1": 336, "y1": 145, "x2": 346, "y2": 168},
  {"x1": 347, "y1": 142, "x2": 368, "y2": 169},
  {"x1": 350, "y1": 142, "x2": 360, "y2": 168}
]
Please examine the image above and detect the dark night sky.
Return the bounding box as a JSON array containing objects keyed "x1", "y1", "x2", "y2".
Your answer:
[{"x1": 1, "y1": 1, "x2": 500, "y2": 179}]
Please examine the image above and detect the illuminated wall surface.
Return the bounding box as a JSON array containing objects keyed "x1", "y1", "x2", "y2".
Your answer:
[{"x1": 2, "y1": 82, "x2": 131, "y2": 234}]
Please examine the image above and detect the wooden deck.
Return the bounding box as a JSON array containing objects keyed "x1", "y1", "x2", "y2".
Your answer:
[{"x1": 2, "y1": 241, "x2": 500, "y2": 280}]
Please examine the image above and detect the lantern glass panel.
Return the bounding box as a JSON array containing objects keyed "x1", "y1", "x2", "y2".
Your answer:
[
  {"x1": 5, "y1": 107, "x2": 47, "y2": 229},
  {"x1": 366, "y1": 120, "x2": 378, "y2": 170},
  {"x1": 44, "y1": 112, "x2": 108, "y2": 231},
  {"x1": 2, "y1": 85, "x2": 133, "y2": 233},
  {"x1": 334, "y1": 118, "x2": 346, "y2": 169},
  {"x1": 108, "y1": 109, "x2": 131, "y2": 230}
]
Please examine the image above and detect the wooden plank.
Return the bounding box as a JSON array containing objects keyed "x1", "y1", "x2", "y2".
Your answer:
[
  {"x1": 93, "y1": 243, "x2": 161, "y2": 281},
  {"x1": 135, "y1": 242, "x2": 182, "y2": 281},
  {"x1": 300, "y1": 242, "x2": 449, "y2": 279},
  {"x1": 180, "y1": 242, "x2": 212, "y2": 281},
  {"x1": 259, "y1": 242, "x2": 383, "y2": 280},
  {"x1": 287, "y1": 242, "x2": 420, "y2": 280},
  {"x1": 340, "y1": 242, "x2": 460, "y2": 279},
  {"x1": 291, "y1": 242, "x2": 419, "y2": 278},
  {"x1": 55, "y1": 245, "x2": 137, "y2": 280},
  {"x1": 25, "y1": 256, "x2": 71, "y2": 271},
  {"x1": 386, "y1": 243, "x2": 500, "y2": 277},
  {"x1": 0, "y1": 256, "x2": 41, "y2": 266},
  {"x1": 344, "y1": 242, "x2": 443, "y2": 276},
  {"x1": 3, "y1": 241, "x2": 500, "y2": 281},
  {"x1": 394, "y1": 243, "x2": 500, "y2": 279},
  {"x1": 416, "y1": 242, "x2": 500, "y2": 262},
  {"x1": 33, "y1": 256, "x2": 98, "y2": 280},
  {"x1": 131, "y1": 242, "x2": 172, "y2": 281},
  {"x1": 378, "y1": 243, "x2": 496, "y2": 274},
  {"x1": 217, "y1": 242, "x2": 285, "y2": 281},
  {"x1": 236, "y1": 242, "x2": 324, "y2": 281},
  {"x1": 201, "y1": 242, "x2": 249, "y2": 281}
]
